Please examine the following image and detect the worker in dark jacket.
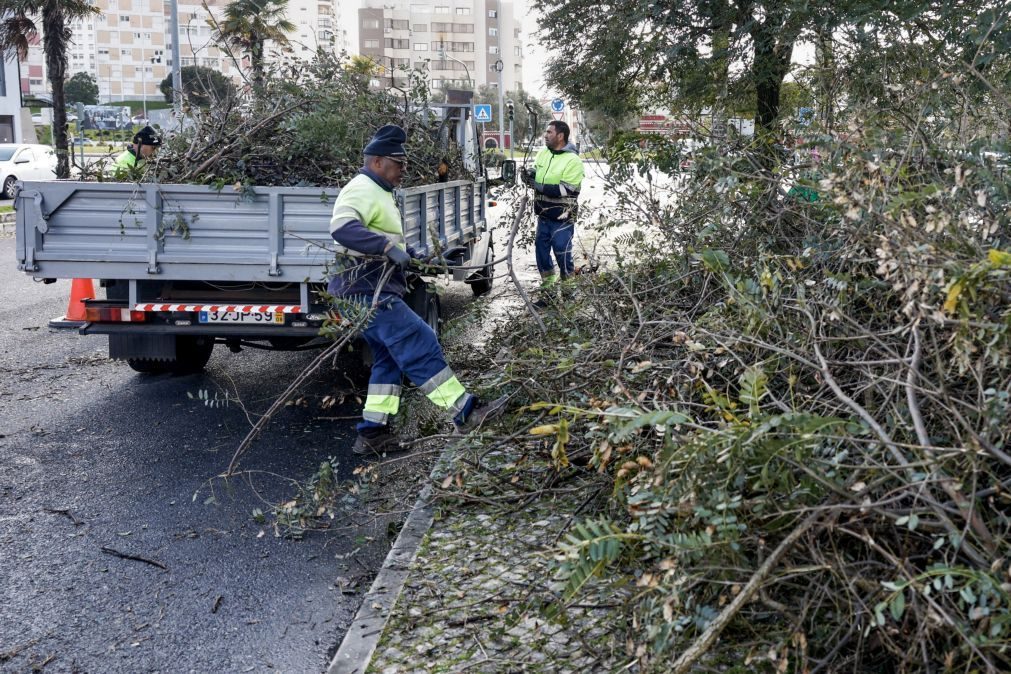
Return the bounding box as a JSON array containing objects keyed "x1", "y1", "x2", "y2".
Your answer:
[
  {"x1": 329, "y1": 124, "x2": 508, "y2": 456},
  {"x1": 112, "y1": 126, "x2": 161, "y2": 180},
  {"x1": 522, "y1": 120, "x2": 584, "y2": 307}
]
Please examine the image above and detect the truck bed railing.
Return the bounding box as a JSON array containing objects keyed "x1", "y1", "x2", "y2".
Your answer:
[{"x1": 16, "y1": 179, "x2": 487, "y2": 283}]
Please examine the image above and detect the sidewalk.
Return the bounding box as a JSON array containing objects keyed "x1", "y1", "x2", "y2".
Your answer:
[{"x1": 341, "y1": 437, "x2": 632, "y2": 674}]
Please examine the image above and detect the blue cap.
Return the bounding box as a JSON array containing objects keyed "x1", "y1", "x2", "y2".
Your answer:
[{"x1": 364, "y1": 124, "x2": 407, "y2": 157}]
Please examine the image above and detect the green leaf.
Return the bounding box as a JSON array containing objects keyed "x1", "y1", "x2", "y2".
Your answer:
[
  {"x1": 738, "y1": 365, "x2": 768, "y2": 417},
  {"x1": 611, "y1": 409, "x2": 690, "y2": 441},
  {"x1": 698, "y1": 248, "x2": 730, "y2": 273},
  {"x1": 889, "y1": 591, "x2": 906, "y2": 621}
]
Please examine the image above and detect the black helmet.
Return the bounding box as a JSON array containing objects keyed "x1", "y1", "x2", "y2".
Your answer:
[{"x1": 133, "y1": 125, "x2": 161, "y2": 147}]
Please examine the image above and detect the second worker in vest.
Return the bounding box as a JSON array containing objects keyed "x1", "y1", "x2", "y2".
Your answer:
[
  {"x1": 522, "y1": 121, "x2": 585, "y2": 308},
  {"x1": 329, "y1": 124, "x2": 509, "y2": 457},
  {"x1": 112, "y1": 126, "x2": 161, "y2": 181}
]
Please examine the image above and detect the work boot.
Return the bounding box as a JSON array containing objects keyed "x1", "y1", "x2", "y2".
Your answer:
[
  {"x1": 352, "y1": 428, "x2": 405, "y2": 457},
  {"x1": 455, "y1": 395, "x2": 509, "y2": 434}
]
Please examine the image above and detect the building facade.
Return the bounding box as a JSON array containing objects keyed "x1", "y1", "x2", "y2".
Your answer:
[
  {"x1": 22, "y1": 0, "x2": 350, "y2": 105},
  {"x1": 358, "y1": 0, "x2": 523, "y2": 95},
  {"x1": 1, "y1": 54, "x2": 26, "y2": 143}
]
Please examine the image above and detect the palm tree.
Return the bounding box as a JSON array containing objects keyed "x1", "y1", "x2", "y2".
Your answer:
[
  {"x1": 213, "y1": 0, "x2": 295, "y2": 90},
  {"x1": 0, "y1": 0, "x2": 99, "y2": 179}
]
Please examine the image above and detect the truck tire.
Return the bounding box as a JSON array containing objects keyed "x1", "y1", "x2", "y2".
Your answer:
[
  {"x1": 405, "y1": 282, "x2": 441, "y2": 336},
  {"x1": 467, "y1": 244, "x2": 494, "y2": 296},
  {"x1": 127, "y1": 335, "x2": 215, "y2": 374}
]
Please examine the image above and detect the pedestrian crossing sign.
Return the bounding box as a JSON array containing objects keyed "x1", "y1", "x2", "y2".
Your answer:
[{"x1": 473, "y1": 104, "x2": 493, "y2": 123}]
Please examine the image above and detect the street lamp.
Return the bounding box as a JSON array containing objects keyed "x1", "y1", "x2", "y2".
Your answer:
[{"x1": 438, "y1": 49, "x2": 471, "y2": 90}]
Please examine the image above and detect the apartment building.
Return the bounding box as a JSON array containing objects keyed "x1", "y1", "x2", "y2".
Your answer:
[
  {"x1": 358, "y1": 0, "x2": 523, "y2": 94},
  {"x1": 22, "y1": 0, "x2": 350, "y2": 104}
]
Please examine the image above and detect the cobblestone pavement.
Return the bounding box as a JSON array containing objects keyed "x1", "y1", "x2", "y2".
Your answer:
[{"x1": 366, "y1": 444, "x2": 633, "y2": 674}]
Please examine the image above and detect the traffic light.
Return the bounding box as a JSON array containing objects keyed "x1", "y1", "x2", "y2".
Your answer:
[{"x1": 506, "y1": 99, "x2": 514, "y2": 122}]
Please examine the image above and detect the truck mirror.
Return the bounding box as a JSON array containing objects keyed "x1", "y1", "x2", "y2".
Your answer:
[{"x1": 501, "y1": 159, "x2": 516, "y2": 184}]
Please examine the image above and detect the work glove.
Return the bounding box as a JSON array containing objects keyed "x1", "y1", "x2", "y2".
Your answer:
[
  {"x1": 521, "y1": 167, "x2": 536, "y2": 188},
  {"x1": 386, "y1": 245, "x2": 412, "y2": 272}
]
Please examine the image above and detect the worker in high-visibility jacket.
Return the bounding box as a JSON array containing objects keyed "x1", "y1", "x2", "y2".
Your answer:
[
  {"x1": 112, "y1": 126, "x2": 161, "y2": 180},
  {"x1": 328, "y1": 124, "x2": 508, "y2": 457},
  {"x1": 522, "y1": 120, "x2": 584, "y2": 307}
]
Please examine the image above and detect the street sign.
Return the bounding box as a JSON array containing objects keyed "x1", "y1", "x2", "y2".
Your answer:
[
  {"x1": 550, "y1": 98, "x2": 565, "y2": 113},
  {"x1": 473, "y1": 104, "x2": 492, "y2": 123},
  {"x1": 551, "y1": 111, "x2": 564, "y2": 121}
]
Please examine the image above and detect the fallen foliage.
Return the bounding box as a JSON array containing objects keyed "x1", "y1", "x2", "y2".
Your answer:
[{"x1": 439, "y1": 76, "x2": 1011, "y2": 674}]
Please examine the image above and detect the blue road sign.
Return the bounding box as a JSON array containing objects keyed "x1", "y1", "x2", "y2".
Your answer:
[
  {"x1": 550, "y1": 98, "x2": 565, "y2": 113},
  {"x1": 473, "y1": 104, "x2": 493, "y2": 123}
]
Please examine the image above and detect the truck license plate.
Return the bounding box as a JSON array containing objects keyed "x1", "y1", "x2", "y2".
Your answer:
[{"x1": 198, "y1": 310, "x2": 284, "y2": 324}]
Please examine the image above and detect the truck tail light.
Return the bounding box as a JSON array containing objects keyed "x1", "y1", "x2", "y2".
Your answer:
[{"x1": 85, "y1": 307, "x2": 147, "y2": 323}]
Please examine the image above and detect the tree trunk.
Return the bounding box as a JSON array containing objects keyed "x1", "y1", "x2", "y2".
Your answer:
[
  {"x1": 815, "y1": 27, "x2": 835, "y2": 132},
  {"x1": 711, "y1": 26, "x2": 730, "y2": 140},
  {"x1": 752, "y1": 23, "x2": 793, "y2": 133},
  {"x1": 251, "y1": 41, "x2": 264, "y2": 89},
  {"x1": 43, "y1": 9, "x2": 70, "y2": 179}
]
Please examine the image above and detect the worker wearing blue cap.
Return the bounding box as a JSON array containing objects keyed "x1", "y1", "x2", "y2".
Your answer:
[{"x1": 328, "y1": 124, "x2": 508, "y2": 456}]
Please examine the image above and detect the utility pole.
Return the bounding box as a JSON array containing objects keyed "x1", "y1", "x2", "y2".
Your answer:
[
  {"x1": 491, "y1": 59, "x2": 504, "y2": 149},
  {"x1": 169, "y1": 0, "x2": 182, "y2": 115}
]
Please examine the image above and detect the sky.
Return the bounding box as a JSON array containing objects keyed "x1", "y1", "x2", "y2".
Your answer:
[{"x1": 517, "y1": 0, "x2": 553, "y2": 97}]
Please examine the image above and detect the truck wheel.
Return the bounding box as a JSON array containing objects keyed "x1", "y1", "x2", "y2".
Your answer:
[
  {"x1": 126, "y1": 336, "x2": 214, "y2": 374},
  {"x1": 468, "y1": 244, "x2": 494, "y2": 296},
  {"x1": 406, "y1": 282, "x2": 441, "y2": 336},
  {"x1": 173, "y1": 335, "x2": 215, "y2": 373}
]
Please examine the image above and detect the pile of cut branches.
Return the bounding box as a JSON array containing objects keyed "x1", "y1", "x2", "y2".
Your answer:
[
  {"x1": 441, "y1": 87, "x2": 1011, "y2": 674},
  {"x1": 82, "y1": 51, "x2": 474, "y2": 188}
]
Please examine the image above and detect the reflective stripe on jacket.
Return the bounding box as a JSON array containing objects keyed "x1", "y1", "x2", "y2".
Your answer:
[{"x1": 533, "y1": 144, "x2": 584, "y2": 220}]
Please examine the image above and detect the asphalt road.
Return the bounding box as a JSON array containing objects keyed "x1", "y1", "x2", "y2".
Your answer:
[{"x1": 0, "y1": 234, "x2": 434, "y2": 673}]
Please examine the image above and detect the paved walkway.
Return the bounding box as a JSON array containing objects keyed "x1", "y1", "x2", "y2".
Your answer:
[{"x1": 361, "y1": 441, "x2": 633, "y2": 674}]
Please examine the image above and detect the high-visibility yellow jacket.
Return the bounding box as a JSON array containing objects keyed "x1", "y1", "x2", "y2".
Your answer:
[{"x1": 532, "y1": 143, "x2": 584, "y2": 221}]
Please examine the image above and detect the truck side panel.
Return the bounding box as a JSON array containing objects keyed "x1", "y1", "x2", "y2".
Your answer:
[{"x1": 16, "y1": 180, "x2": 487, "y2": 283}]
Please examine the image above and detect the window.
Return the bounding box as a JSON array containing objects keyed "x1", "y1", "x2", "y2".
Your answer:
[
  {"x1": 364, "y1": 39, "x2": 379, "y2": 48},
  {"x1": 514, "y1": 46, "x2": 522, "y2": 56},
  {"x1": 362, "y1": 18, "x2": 379, "y2": 29},
  {"x1": 384, "y1": 38, "x2": 409, "y2": 49},
  {"x1": 414, "y1": 43, "x2": 428, "y2": 51},
  {"x1": 489, "y1": 45, "x2": 499, "y2": 54},
  {"x1": 453, "y1": 23, "x2": 473, "y2": 33},
  {"x1": 119, "y1": 15, "x2": 130, "y2": 23},
  {"x1": 432, "y1": 22, "x2": 451, "y2": 31},
  {"x1": 488, "y1": 9, "x2": 497, "y2": 17},
  {"x1": 455, "y1": 7, "x2": 470, "y2": 14},
  {"x1": 488, "y1": 27, "x2": 497, "y2": 36},
  {"x1": 434, "y1": 6, "x2": 449, "y2": 13},
  {"x1": 121, "y1": 48, "x2": 130, "y2": 56},
  {"x1": 385, "y1": 19, "x2": 409, "y2": 30},
  {"x1": 413, "y1": 24, "x2": 427, "y2": 32}
]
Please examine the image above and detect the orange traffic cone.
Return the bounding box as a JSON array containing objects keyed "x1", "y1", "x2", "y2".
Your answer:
[{"x1": 49, "y1": 278, "x2": 95, "y2": 329}]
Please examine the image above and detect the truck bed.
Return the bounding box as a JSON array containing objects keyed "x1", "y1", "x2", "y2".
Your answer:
[{"x1": 16, "y1": 179, "x2": 487, "y2": 284}]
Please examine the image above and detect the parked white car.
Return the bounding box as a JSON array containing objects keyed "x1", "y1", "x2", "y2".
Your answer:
[{"x1": 0, "y1": 144, "x2": 58, "y2": 198}]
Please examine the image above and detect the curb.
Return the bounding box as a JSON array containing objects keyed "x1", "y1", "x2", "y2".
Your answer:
[{"x1": 326, "y1": 446, "x2": 454, "y2": 674}]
